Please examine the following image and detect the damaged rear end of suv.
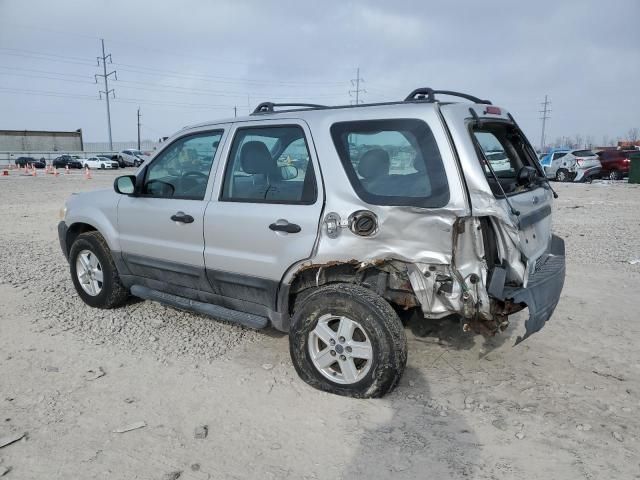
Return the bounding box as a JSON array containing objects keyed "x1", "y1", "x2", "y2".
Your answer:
[{"x1": 284, "y1": 89, "x2": 565, "y2": 397}]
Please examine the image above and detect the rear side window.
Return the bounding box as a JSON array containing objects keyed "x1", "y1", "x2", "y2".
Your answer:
[
  {"x1": 553, "y1": 152, "x2": 568, "y2": 160},
  {"x1": 330, "y1": 119, "x2": 449, "y2": 208},
  {"x1": 220, "y1": 125, "x2": 317, "y2": 204},
  {"x1": 573, "y1": 150, "x2": 595, "y2": 157}
]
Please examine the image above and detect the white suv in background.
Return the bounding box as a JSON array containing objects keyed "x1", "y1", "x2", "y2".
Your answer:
[{"x1": 118, "y1": 149, "x2": 148, "y2": 167}]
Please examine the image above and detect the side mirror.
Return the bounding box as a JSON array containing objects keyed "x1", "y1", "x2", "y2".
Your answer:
[
  {"x1": 114, "y1": 175, "x2": 136, "y2": 195},
  {"x1": 280, "y1": 165, "x2": 298, "y2": 180}
]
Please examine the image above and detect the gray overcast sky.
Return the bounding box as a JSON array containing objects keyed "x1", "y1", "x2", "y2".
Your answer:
[{"x1": 0, "y1": 0, "x2": 638, "y2": 146}]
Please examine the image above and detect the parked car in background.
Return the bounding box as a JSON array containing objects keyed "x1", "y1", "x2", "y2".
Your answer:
[
  {"x1": 97, "y1": 155, "x2": 119, "y2": 169},
  {"x1": 596, "y1": 150, "x2": 633, "y2": 180},
  {"x1": 81, "y1": 156, "x2": 113, "y2": 169},
  {"x1": 15, "y1": 156, "x2": 46, "y2": 168},
  {"x1": 53, "y1": 155, "x2": 83, "y2": 169},
  {"x1": 118, "y1": 149, "x2": 148, "y2": 167},
  {"x1": 541, "y1": 148, "x2": 601, "y2": 182}
]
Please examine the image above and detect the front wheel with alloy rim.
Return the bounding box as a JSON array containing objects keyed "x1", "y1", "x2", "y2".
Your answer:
[
  {"x1": 69, "y1": 231, "x2": 129, "y2": 309},
  {"x1": 289, "y1": 283, "x2": 407, "y2": 398}
]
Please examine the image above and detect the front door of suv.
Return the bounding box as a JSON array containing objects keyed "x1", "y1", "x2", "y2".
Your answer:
[
  {"x1": 203, "y1": 121, "x2": 323, "y2": 309},
  {"x1": 117, "y1": 128, "x2": 227, "y2": 295}
]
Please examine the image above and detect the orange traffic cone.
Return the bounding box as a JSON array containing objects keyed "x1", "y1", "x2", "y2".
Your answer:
[
  {"x1": 54, "y1": 170, "x2": 60, "y2": 177},
  {"x1": 65, "y1": 165, "x2": 70, "y2": 174},
  {"x1": 31, "y1": 166, "x2": 37, "y2": 177},
  {"x1": 84, "y1": 166, "x2": 92, "y2": 179}
]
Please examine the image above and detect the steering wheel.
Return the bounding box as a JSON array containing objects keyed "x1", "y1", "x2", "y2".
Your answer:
[
  {"x1": 182, "y1": 171, "x2": 207, "y2": 179},
  {"x1": 144, "y1": 179, "x2": 175, "y2": 196}
]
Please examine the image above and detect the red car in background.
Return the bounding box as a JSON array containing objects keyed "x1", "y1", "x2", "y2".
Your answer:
[{"x1": 596, "y1": 150, "x2": 634, "y2": 180}]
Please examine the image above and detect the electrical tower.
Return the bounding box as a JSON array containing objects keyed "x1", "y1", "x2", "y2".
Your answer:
[
  {"x1": 539, "y1": 95, "x2": 551, "y2": 151},
  {"x1": 95, "y1": 39, "x2": 117, "y2": 151},
  {"x1": 349, "y1": 67, "x2": 366, "y2": 104},
  {"x1": 137, "y1": 107, "x2": 141, "y2": 150}
]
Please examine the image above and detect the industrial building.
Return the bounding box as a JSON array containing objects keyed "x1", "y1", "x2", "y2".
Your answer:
[{"x1": 0, "y1": 129, "x2": 83, "y2": 152}]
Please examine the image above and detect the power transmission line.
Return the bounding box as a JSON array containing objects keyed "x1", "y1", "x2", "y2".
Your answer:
[
  {"x1": 95, "y1": 39, "x2": 117, "y2": 150},
  {"x1": 0, "y1": 86, "x2": 239, "y2": 109},
  {"x1": 539, "y1": 95, "x2": 551, "y2": 150},
  {"x1": 349, "y1": 67, "x2": 366, "y2": 104}
]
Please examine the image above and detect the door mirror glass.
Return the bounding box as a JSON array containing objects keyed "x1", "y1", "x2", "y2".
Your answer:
[
  {"x1": 279, "y1": 165, "x2": 298, "y2": 181},
  {"x1": 114, "y1": 175, "x2": 136, "y2": 195}
]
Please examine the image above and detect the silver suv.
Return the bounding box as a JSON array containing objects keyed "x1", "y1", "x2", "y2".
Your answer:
[{"x1": 58, "y1": 89, "x2": 566, "y2": 398}]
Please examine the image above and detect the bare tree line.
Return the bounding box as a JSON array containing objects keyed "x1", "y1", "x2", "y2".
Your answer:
[{"x1": 548, "y1": 128, "x2": 640, "y2": 149}]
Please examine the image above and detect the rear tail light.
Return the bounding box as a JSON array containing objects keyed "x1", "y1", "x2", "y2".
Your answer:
[
  {"x1": 576, "y1": 159, "x2": 584, "y2": 166},
  {"x1": 624, "y1": 158, "x2": 631, "y2": 163}
]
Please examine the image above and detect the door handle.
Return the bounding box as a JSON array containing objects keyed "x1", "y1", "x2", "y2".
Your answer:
[
  {"x1": 171, "y1": 211, "x2": 194, "y2": 224},
  {"x1": 269, "y1": 221, "x2": 301, "y2": 233}
]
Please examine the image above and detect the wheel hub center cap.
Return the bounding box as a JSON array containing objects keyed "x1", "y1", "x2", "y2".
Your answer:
[{"x1": 335, "y1": 344, "x2": 344, "y2": 354}]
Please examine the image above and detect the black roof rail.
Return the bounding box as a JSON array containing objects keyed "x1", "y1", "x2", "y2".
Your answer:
[
  {"x1": 252, "y1": 102, "x2": 328, "y2": 114},
  {"x1": 404, "y1": 88, "x2": 492, "y2": 105}
]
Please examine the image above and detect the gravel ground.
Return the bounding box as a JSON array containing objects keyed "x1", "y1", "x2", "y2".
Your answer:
[{"x1": 0, "y1": 170, "x2": 639, "y2": 479}]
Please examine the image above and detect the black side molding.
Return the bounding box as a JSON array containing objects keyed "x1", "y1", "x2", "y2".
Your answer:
[{"x1": 130, "y1": 285, "x2": 269, "y2": 330}]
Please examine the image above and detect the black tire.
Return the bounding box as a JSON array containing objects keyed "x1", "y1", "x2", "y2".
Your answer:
[
  {"x1": 69, "y1": 231, "x2": 128, "y2": 309},
  {"x1": 609, "y1": 170, "x2": 622, "y2": 181},
  {"x1": 556, "y1": 168, "x2": 570, "y2": 182},
  {"x1": 289, "y1": 283, "x2": 407, "y2": 398},
  {"x1": 118, "y1": 156, "x2": 125, "y2": 168}
]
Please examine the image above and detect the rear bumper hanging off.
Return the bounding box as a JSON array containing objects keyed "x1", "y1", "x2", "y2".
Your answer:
[{"x1": 503, "y1": 235, "x2": 566, "y2": 343}]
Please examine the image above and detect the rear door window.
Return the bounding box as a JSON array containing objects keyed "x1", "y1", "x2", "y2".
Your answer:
[
  {"x1": 220, "y1": 125, "x2": 317, "y2": 204},
  {"x1": 330, "y1": 119, "x2": 449, "y2": 208}
]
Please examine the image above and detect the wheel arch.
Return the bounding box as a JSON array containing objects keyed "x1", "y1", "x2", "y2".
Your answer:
[
  {"x1": 65, "y1": 222, "x2": 98, "y2": 257},
  {"x1": 279, "y1": 260, "x2": 421, "y2": 322}
]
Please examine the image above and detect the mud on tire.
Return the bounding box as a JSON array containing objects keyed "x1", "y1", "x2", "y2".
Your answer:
[
  {"x1": 69, "y1": 231, "x2": 129, "y2": 309},
  {"x1": 289, "y1": 283, "x2": 407, "y2": 398}
]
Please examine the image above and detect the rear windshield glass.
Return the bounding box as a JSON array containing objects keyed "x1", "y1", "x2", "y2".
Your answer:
[
  {"x1": 573, "y1": 150, "x2": 595, "y2": 157},
  {"x1": 330, "y1": 119, "x2": 449, "y2": 208}
]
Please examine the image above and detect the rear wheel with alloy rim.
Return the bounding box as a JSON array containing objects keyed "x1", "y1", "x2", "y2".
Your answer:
[
  {"x1": 556, "y1": 168, "x2": 570, "y2": 182},
  {"x1": 609, "y1": 170, "x2": 622, "y2": 181},
  {"x1": 289, "y1": 283, "x2": 407, "y2": 398}
]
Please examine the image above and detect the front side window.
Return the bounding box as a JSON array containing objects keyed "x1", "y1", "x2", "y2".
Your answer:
[
  {"x1": 221, "y1": 126, "x2": 317, "y2": 204},
  {"x1": 330, "y1": 119, "x2": 449, "y2": 208},
  {"x1": 143, "y1": 130, "x2": 222, "y2": 200},
  {"x1": 553, "y1": 152, "x2": 568, "y2": 160}
]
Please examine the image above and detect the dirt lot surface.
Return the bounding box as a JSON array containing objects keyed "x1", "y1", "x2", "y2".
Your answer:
[{"x1": 1, "y1": 170, "x2": 639, "y2": 479}]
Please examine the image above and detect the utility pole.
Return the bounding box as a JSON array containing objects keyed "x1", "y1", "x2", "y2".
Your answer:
[
  {"x1": 95, "y1": 39, "x2": 117, "y2": 151},
  {"x1": 539, "y1": 95, "x2": 551, "y2": 151},
  {"x1": 349, "y1": 67, "x2": 366, "y2": 105},
  {"x1": 137, "y1": 107, "x2": 141, "y2": 150}
]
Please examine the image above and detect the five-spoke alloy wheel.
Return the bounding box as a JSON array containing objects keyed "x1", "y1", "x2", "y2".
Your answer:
[
  {"x1": 69, "y1": 231, "x2": 129, "y2": 308},
  {"x1": 290, "y1": 283, "x2": 407, "y2": 398}
]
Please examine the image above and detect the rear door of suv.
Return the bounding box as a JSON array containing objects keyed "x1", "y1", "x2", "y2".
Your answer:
[
  {"x1": 440, "y1": 103, "x2": 555, "y2": 263},
  {"x1": 202, "y1": 119, "x2": 323, "y2": 309}
]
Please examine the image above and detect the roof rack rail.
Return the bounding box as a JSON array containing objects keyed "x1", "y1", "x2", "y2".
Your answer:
[
  {"x1": 252, "y1": 102, "x2": 328, "y2": 114},
  {"x1": 404, "y1": 88, "x2": 492, "y2": 105}
]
